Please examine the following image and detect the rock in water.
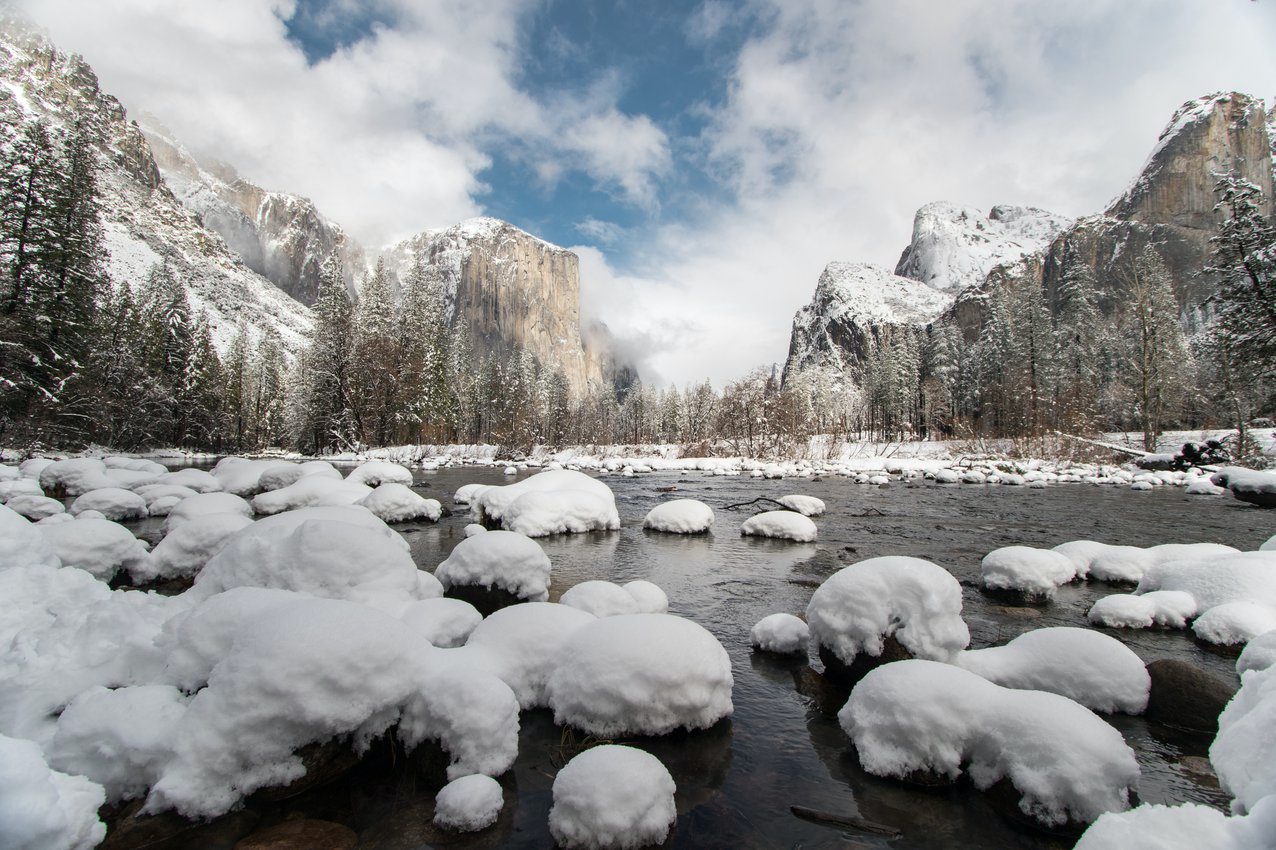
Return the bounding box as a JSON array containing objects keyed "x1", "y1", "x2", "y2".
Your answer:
[{"x1": 1144, "y1": 659, "x2": 1237, "y2": 735}]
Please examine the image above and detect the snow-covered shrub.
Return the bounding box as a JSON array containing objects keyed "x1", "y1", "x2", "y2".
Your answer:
[
  {"x1": 434, "y1": 774, "x2": 504, "y2": 832},
  {"x1": 750, "y1": 613, "x2": 809, "y2": 654},
  {"x1": 357, "y1": 483, "x2": 442, "y2": 522},
  {"x1": 548, "y1": 745, "x2": 676, "y2": 850},
  {"x1": 642, "y1": 499, "x2": 714, "y2": 533},
  {"x1": 38, "y1": 517, "x2": 149, "y2": 582},
  {"x1": 955, "y1": 627, "x2": 1150, "y2": 714},
  {"x1": 548, "y1": 613, "x2": 733, "y2": 736},
  {"x1": 806, "y1": 556, "x2": 969, "y2": 668},
  {"x1": 980, "y1": 546, "x2": 1078, "y2": 598},
  {"x1": 840, "y1": 660, "x2": 1138, "y2": 827},
  {"x1": 740, "y1": 510, "x2": 817, "y2": 542},
  {"x1": 435, "y1": 530, "x2": 552, "y2": 603},
  {"x1": 68, "y1": 487, "x2": 147, "y2": 521},
  {"x1": 0, "y1": 733, "x2": 105, "y2": 850}
]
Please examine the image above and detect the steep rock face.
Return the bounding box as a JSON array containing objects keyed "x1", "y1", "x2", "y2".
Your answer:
[
  {"x1": 894, "y1": 202, "x2": 1072, "y2": 292},
  {"x1": 0, "y1": 17, "x2": 312, "y2": 353},
  {"x1": 784, "y1": 263, "x2": 952, "y2": 376},
  {"x1": 140, "y1": 117, "x2": 365, "y2": 305},
  {"x1": 383, "y1": 218, "x2": 611, "y2": 396}
]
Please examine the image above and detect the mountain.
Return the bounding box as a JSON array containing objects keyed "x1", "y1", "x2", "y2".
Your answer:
[
  {"x1": 786, "y1": 91, "x2": 1274, "y2": 377},
  {"x1": 138, "y1": 115, "x2": 365, "y2": 305},
  {"x1": 0, "y1": 16, "x2": 312, "y2": 353},
  {"x1": 381, "y1": 218, "x2": 614, "y2": 396}
]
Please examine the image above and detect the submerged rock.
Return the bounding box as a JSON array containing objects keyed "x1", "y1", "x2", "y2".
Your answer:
[{"x1": 1145, "y1": 659, "x2": 1236, "y2": 735}]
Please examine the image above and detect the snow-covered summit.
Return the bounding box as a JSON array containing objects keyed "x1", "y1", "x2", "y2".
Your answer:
[{"x1": 894, "y1": 201, "x2": 1072, "y2": 293}]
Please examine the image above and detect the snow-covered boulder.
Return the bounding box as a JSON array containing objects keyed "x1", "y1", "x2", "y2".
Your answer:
[
  {"x1": 1238, "y1": 630, "x2": 1276, "y2": 675},
  {"x1": 209, "y1": 457, "x2": 286, "y2": 496},
  {"x1": 1087, "y1": 590, "x2": 1197, "y2": 629},
  {"x1": 140, "y1": 513, "x2": 255, "y2": 583},
  {"x1": 147, "y1": 467, "x2": 222, "y2": 493},
  {"x1": 1185, "y1": 476, "x2": 1229, "y2": 496},
  {"x1": 434, "y1": 774, "x2": 504, "y2": 832},
  {"x1": 249, "y1": 475, "x2": 373, "y2": 515},
  {"x1": 346, "y1": 460, "x2": 414, "y2": 487},
  {"x1": 68, "y1": 487, "x2": 147, "y2": 521},
  {"x1": 778, "y1": 494, "x2": 826, "y2": 516},
  {"x1": 548, "y1": 613, "x2": 733, "y2": 737},
  {"x1": 549, "y1": 745, "x2": 676, "y2": 850},
  {"x1": 806, "y1": 556, "x2": 969, "y2": 671},
  {"x1": 0, "y1": 477, "x2": 44, "y2": 500},
  {"x1": 0, "y1": 733, "x2": 105, "y2": 850},
  {"x1": 740, "y1": 510, "x2": 817, "y2": 542},
  {"x1": 357, "y1": 483, "x2": 443, "y2": 523},
  {"x1": 453, "y1": 483, "x2": 487, "y2": 505},
  {"x1": 399, "y1": 664, "x2": 520, "y2": 781},
  {"x1": 256, "y1": 460, "x2": 341, "y2": 492},
  {"x1": 104, "y1": 457, "x2": 168, "y2": 476},
  {"x1": 0, "y1": 504, "x2": 61, "y2": 570},
  {"x1": 621, "y1": 580, "x2": 668, "y2": 614},
  {"x1": 38, "y1": 517, "x2": 150, "y2": 583},
  {"x1": 560, "y1": 581, "x2": 641, "y2": 617},
  {"x1": 132, "y1": 484, "x2": 199, "y2": 517},
  {"x1": 750, "y1": 613, "x2": 809, "y2": 654},
  {"x1": 3, "y1": 494, "x2": 65, "y2": 521},
  {"x1": 956, "y1": 627, "x2": 1150, "y2": 714},
  {"x1": 435, "y1": 530, "x2": 552, "y2": 603},
  {"x1": 459, "y1": 602, "x2": 596, "y2": 709},
  {"x1": 981, "y1": 545, "x2": 1078, "y2": 598},
  {"x1": 162, "y1": 492, "x2": 253, "y2": 533},
  {"x1": 1074, "y1": 800, "x2": 1276, "y2": 850},
  {"x1": 840, "y1": 660, "x2": 1138, "y2": 828},
  {"x1": 1193, "y1": 602, "x2": 1276, "y2": 646},
  {"x1": 398, "y1": 597, "x2": 483, "y2": 648},
  {"x1": 642, "y1": 499, "x2": 714, "y2": 533},
  {"x1": 470, "y1": 469, "x2": 618, "y2": 535},
  {"x1": 1136, "y1": 551, "x2": 1276, "y2": 645},
  {"x1": 1211, "y1": 466, "x2": 1276, "y2": 508},
  {"x1": 934, "y1": 468, "x2": 961, "y2": 484},
  {"x1": 1213, "y1": 663, "x2": 1276, "y2": 814},
  {"x1": 1053, "y1": 540, "x2": 1239, "y2": 584},
  {"x1": 39, "y1": 458, "x2": 116, "y2": 496}
]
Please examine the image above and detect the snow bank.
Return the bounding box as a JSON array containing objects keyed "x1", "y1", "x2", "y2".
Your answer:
[
  {"x1": 806, "y1": 556, "x2": 969, "y2": 667},
  {"x1": 0, "y1": 504, "x2": 60, "y2": 570},
  {"x1": 981, "y1": 546, "x2": 1078, "y2": 598},
  {"x1": 68, "y1": 487, "x2": 147, "y2": 521},
  {"x1": 840, "y1": 660, "x2": 1138, "y2": 827},
  {"x1": 750, "y1": 613, "x2": 809, "y2": 654},
  {"x1": 398, "y1": 597, "x2": 483, "y2": 648},
  {"x1": 642, "y1": 499, "x2": 714, "y2": 533},
  {"x1": 560, "y1": 580, "x2": 640, "y2": 617},
  {"x1": 956, "y1": 627, "x2": 1150, "y2": 714},
  {"x1": 778, "y1": 494, "x2": 825, "y2": 516},
  {"x1": 0, "y1": 733, "x2": 105, "y2": 850},
  {"x1": 435, "y1": 530, "x2": 552, "y2": 602},
  {"x1": 434, "y1": 774, "x2": 504, "y2": 832},
  {"x1": 459, "y1": 602, "x2": 596, "y2": 709},
  {"x1": 38, "y1": 517, "x2": 149, "y2": 583},
  {"x1": 548, "y1": 745, "x2": 676, "y2": 850},
  {"x1": 1088, "y1": 590, "x2": 1197, "y2": 629},
  {"x1": 548, "y1": 613, "x2": 733, "y2": 736},
  {"x1": 250, "y1": 475, "x2": 373, "y2": 515},
  {"x1": 357, "y1": 482, "x2": 442, "y2": 522},
  {"x1": 740, "y1": 510, "x2": 817, "y2": 542}
]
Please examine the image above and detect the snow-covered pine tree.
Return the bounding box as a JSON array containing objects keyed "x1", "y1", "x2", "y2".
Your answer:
[
  {"x1": 1120, "y1": 246, "x2": 1189, "y2": 452},
  {"x1": 351, "y1": 258, "x2": 399, "y2": 445},
  {"x1": 305, "y1": 251, "x2": 357, "y2": 451}
]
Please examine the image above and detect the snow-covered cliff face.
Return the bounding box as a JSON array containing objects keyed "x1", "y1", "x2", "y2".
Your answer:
[
  {"x1": 0, "y1": 17, "x2": 312, "y2": 354},
  {"x1": 784, "y1": 263, "x2": 950, "y2": 376},
  {"x1": 894, "y1": 202, "x2": 1072, "y2": 292},
  {"x1": 383, "y1": 218, "x2": 613, "y2": 396},
  {"x1": 139, "y1": 116, "x2": 365, "y2": 306}
]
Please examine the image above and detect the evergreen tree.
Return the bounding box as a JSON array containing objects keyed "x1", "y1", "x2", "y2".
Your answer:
[
  {"x1": 1120, "y1": 246, "x2": 1189, "y2": 451},
  {"x1": 351, "y1": 258, "x2": 399, "y2": 445},
  {"x1": 1055, "y1": 257, "x2": 1104, "y2": 431},
  {"x1": 305, "y1": 252, "x2": 358, "y2": 451},
  {"x1": 1207, "y1": 174, "x2": 1276, "y2": 373}
]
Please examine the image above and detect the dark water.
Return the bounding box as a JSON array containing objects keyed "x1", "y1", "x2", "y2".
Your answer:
[{"x1": 123, "y1": 464, "x2": 1275, "y2": 849}]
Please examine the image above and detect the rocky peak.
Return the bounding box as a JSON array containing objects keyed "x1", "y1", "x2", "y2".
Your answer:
[
  {"x1": 894, "y1": 201, "x2": 1072, "y2": 292},
  {"x1": 1107, "y1": 92, "x2": 1273, "y2": 229}
]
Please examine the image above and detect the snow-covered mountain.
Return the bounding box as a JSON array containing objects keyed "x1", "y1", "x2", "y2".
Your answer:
[
  {"x1": 894, "y1": 202, "x2": 1072, "y2": 293},
  {"x1": 138, "y1": 115, "x2": 365, "y2": 306},
  {"x1": 0, "y1": 16, "x2": 312, "y2": 354}
]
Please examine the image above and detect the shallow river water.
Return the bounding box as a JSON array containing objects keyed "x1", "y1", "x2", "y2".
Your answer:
[{"x1": 124, "y1": 465, "x2": 1274, "y2": 849}]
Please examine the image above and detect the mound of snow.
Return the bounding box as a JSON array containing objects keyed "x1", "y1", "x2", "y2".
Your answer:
[
  {"x1": 560, "y1": 581, "x2": 640, "y2": 617},
  {"x1": 459, "y1": 602, "x2": 596, "y2": 709},
  {"x1": 250, "y1": 475, "x2": 373, "y2": 515},
  {"x1": 642, "y1": 499, "x2": 714, "y2": 533},
  {"x1": 435, "y1": 530, "x2": 552, "y2": 602},
  {"x1": 981, "y1": 546, "x2": 1078, "y2": 598},
  {"x1": 470, "y1": 470, "x2": 618, "y2": 535},
  {"x1": 162, "y1": 492, "x2": 252, "y2": 533},
  {"x1": 548, "y1": 745, "x2": 676, "y2": 850},
  {"x1": 740, "y1": 510, "x2": 817, "y2": 542},
  {"x1": 38, "y1": 517, "x2": 149, "y2": 583},
  {"x1": 840, "y1": 660, "x2": 1138, "y2": 827},
  {"x1": 1238, "y1": 630, "x2": 1276, "y2": 675},
  {"x1": 548, "y1": 613, "x2": 733, "y2": 737},
  {"x1": 0, "y1": 504, "x2": 60, "y2": 570},
  {"x1": 68, "y1": 487, "x2": 147, "y2": 521},
  {"x1": 750, "y1": 613, "x2": 809, "y2": 654},
  {"x1": 622, "y1": 580, "x2": 668, "y2": 614},
  {"x1": 956, "y1": 627, "x2": 1149, "y2": 714},
  {"x1": 147, "y1": 468, "x2": 222, "y2": 493},
  {"x1": 806, "y1": 556, "x2": 969, "y2": 667},
  {"x1": 1213, "y1": 663, "x2": 1276, "y2": 814},
  {"x1": 399, "y1": 597, "x2": 483, "y2": 648},
  {"x1": 140, "y1": 512, "x2": 255, "y2": 582},
  {"x1": 209, "y1": 457, "x2": 288, "y2": 496},
  {"x1": 357, "y1": 483, "x2": 443, "y2": 523},
  {"x1": 1087, "y1": 590, "x2": 1197, "y2": 629},
  {"x1": 256, "y1": 460, "x2": 341, "y2": 492},
  {"x1": 400, "y1": 664, "x2": 520, "y2": 781},
  {"x1": 778, "y1": 494, "x2": 825, "y2": 516},
  {"x1": 0, "y1": 733, "x2": 105, "y2": 850},
  {"x1": 4, "y1": 494, "x2": 64, "y2": 521},
  {"x1": 434, "y1": 774, "x2": 504, "y2": 832},
  {"x1": 39, "y1": 458, "x2": 116, "y2": 496},
  {"x1": 347, "y1": 460, "x2": 414, "y2": 487}
]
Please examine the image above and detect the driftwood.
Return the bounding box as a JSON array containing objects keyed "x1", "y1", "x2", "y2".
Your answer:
[
  {"x1": 789, "y1": 805, "x2": 903, "y2": 839},
  {"x1": 849, "y1": 507, "x2": 885, "y2": 517},
  {"x1": 1052, "y1": 431, "x2": 1151, "y2": 457},
  {"x1": 722, "y1": 496, "x2": 790, "y2": 512}
]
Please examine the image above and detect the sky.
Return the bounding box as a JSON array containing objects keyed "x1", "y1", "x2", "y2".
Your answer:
[{"x1": 13, "y1": 0, "x2": 1276, "y2": 386}]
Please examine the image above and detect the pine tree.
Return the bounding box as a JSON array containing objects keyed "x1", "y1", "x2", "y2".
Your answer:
[
  {"x1": 1207, "y1": 174, "x2": 1276, "y2": 372},
  {"x1": 1055, "y1": 257, "x2": 1103, "y2": 431},
  {"x1": 306, "y1": 252, "x2": 358, "y2": 451},
  {"x1": 351, "y1": 258, "x2": 399, "y2": 445},
  {"x1": 1120, "y1": 246, "x2": 1189, "y2": 451}
]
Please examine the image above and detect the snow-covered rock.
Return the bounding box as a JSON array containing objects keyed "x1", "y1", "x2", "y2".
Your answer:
[
  {"x1": 140, "y1": 512, "x2": 255, "y2": 582},
  {"x1": 132, "y1": 484, "x2": 199, "y2": 516},
  {"x1": 548, "y1": 613, "x2": 733, "y2": 737},
  {"x1": 840, "y1": 660, "x2": 1138, "y2": 827},
  {"x1": 1075, "y1": 800, "x2": 1276, "y2": 850},
  {"x1": 434, "y1": 774, "x2": 504, "y2": 833},
  {"x1": 347, "y1": 460, "x2": 414, "y2": 487},
  {"x1": 0, "y1": 477, "x2": 43, "y2": 500},
  {"x1": 435, "y1": 530, "x2": 552, "y2": 603},
  {"x1": 470, "y1": 470, "x2": 618, "y2": 536},
  {"x1": 777, "y1": 494, "x2": 825, "y2": 516},
  {"x1": 548, "y1": 745, "x2": 676, "y2": 850},
  {"x1": 1238, "y1": 630, "x2": 1276, "y2": 675},
  {"x1": 3, "y1": 494, "x2": 65, "y2": 521},
  {"x1": 750, "y1": 613, "x2": 810, "y2": 654},
  {"x1": 642, "y1": 499, "x2": 714, "y2": 533},
  {"x1": 1213, "y1": 663, "x2": 1276, "y2": 814},
  {"x1": 162, "y1": 492, "x2": 253, "y2": 533},
  {"x1": 147, "y1": 468, "x2": 222, "y2": 493},
  {"x1": 1136, "y1": 551, "x2": 1276, "y2": 645},
  {"x1": 255, "y1": 461, "x2": 341, "y2": 492},
  {"x1": 1088, "y1": 590, "x2": 1198, "y2": 629},
  {"x1": 399, "y1": 664, "x2": 520, "y2": 781},
  {"x1": 981, "y1": 545, "x2": 1078, "y2": 598},
  {"x1": 956, "y1": 627, "x2": 1150, "y2": 714},
  {"x1": 0, "y1": 733, "x2": 105, "y2": 850},
  {"x1": 68, "y1": 487, "x2": 147, "y2": 521},
  {"x1": 622, "y1": 580, "x2": 669, "y2": 614},
  {"x1": 38, "y1": 458, "x2": 116, "y2": 496},
  {"x1": 357, "y1": 483, "x2": 443, "y2": 522},
  {"x1": 249, "y1": 475, "x2": 373, "y2": 515},
  {"x1": 398, "y1": 597, "x2": 482, "y2": 649},
  {"x1": 458, "y1": 602, "x2": 596, "y2": 709},
  {"x1": 806, "y1": 556, "x2": 969, "y2": 668},
  {"x1": 210, "y1": 457, "x2": 289, "y2": 497},
  {"x1": 559, "y1": 581, "x2": 641, "y2": 618},
  {"x1": 38, "y1": 517, "x2": 149, "y2": 583},
  {"x1": 0, "y1": 504, "x2": 61, "y2": 570},
  {"x1": 740, "y1": 510, "x2": 817, "y2": 542},
  {"x1": 1211, "y1": 466, "x2": 1276, "y2": 508}
]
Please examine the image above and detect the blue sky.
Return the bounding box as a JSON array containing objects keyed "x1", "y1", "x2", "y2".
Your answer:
[{"x1": 17, "y1": 0, "x2": 1276, "y2": 384}]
